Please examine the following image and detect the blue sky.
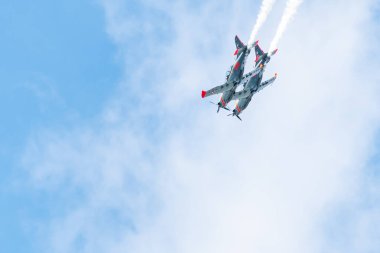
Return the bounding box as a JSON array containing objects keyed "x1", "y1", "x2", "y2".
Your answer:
[
  {"x1": 0, "y1": 0, "x2": 119, "y2": 151},
  {"x1": 0, "y1": 0, "x2": 120, "y2": 166},
  {"x1": 1, "y1": 0, "x2": 380, "y2": 253},
  {"x1": 0, "y1": 1, "x2": 119, "y2": 251}
]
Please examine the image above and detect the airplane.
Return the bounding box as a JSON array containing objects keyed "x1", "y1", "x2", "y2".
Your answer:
[
  {"x1": 201, "y1": 36, "x2": 259, "y2": 112},
  {"x1": 228, "y1": 43, "x2": 278, "y2": 121},
  {"x1": 228, "y1": 67, "x2": 277, "y2": 121},
  {"x1": 254, "y1": 43, "x2": 278, "y2": 67}
]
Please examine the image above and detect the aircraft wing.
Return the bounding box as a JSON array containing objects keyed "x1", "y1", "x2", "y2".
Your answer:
[
  {"x1": 256, "y1": 74, "x2": 277, "y2": 93},
  {"x1": 231, "y1": 89, "x2": 251, "y2": 100},
  {"x1": 201, "y1": 68, "x2": 262, "y2": 98},
  {"x1": 201, "y1": 81, "x2": 236, "y2": 98},
  {"x1": 241, "y1": 67, "x2": 262, "y2": 81},
  {"x1": 232, "y1": 74, "x2": 276, "y2": 100}
]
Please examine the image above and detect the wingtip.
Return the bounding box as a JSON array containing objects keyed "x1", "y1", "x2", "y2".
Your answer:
[
  {"x1": 275, "y1": 73, "x2": 278, "y2": 77},
  {"x1": 201, "y1": 90, "x2": 206, "y2": 98}
]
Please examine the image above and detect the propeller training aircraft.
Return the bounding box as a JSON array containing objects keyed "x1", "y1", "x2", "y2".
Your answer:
[
  {"x1": 201, "y1": 36, "x2": 278, "y2": 120},
  {"x1": 201, "y1": 36, "x2": 259, "y2": 112}
]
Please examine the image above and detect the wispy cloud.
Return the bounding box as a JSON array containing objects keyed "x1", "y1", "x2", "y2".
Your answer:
[{"x1": 21, "y1": 0, "x2": 380, "y2": 252}]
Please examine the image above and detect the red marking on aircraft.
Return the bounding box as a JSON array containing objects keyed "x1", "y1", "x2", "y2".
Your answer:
[
  {"x1": 220, "y1": 98, "x2": 226, "y2": 107},
  {"x1": 201, "y1": 90, "x2": 206, "y2": 98},
  {"x1": 234, "y1": 61, "x2": 241, "y2": 70},
  {"x1": 234, "y1": 49, "x2": 238, "y2": 55},
  {"x1": 236, "y1": 105, "x2": 241, "y2": 113}
]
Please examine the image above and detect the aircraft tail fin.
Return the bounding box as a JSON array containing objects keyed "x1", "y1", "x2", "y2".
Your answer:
[
  {"x1": 253, "y1": 42, "x2": 265, "y2": 64},
  {"x1": 235, "y1": 35, "x2": 245, "y2": 49},
  {"x1": 254, "y1": 43, "x2": 264, "y2": 58}
]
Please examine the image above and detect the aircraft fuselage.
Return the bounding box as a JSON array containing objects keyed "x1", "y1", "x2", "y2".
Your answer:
[
  {"x1": 218, "y1": 46, "x2": 249, "y2": 108},
  {"x1": 233, "y1": 68, "x2": 264, "y2": 116}
]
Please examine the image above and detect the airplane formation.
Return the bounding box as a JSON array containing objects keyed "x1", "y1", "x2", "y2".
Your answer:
[{"x1": 201, "y1": 36, "x2": 278, "y2": 121}]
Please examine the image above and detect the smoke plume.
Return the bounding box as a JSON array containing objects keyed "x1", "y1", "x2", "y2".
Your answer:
[
  {"x1": 247, "y1": 0, "x2": 277, "y2": 47},
  {"x1": 269, "y1": 0, "x2": 303, "y2": 51}
]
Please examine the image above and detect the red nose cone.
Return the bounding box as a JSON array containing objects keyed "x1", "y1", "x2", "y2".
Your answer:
[
  {"x1": 201, "y1": 90, "x2": 206, "y2": 98},
  {"x1": 234, "y1": 49, "x2": 238, "y2": 55}
]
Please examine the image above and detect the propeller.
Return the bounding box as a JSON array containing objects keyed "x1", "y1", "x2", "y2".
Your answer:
[
  {"x1": 227, "y1": 112, "x2": 242, "y2": 121},
  {"x1": 209, "y1": 101, "x2": 230, "y2": 113}
]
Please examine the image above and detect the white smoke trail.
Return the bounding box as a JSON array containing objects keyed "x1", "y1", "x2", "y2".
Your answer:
[
  {"x1": 247, "y1": 0, "x2": 277, "y2": 47},
  {"x1": 269, "y1": 0, "x2": 303, "y2": 51}
]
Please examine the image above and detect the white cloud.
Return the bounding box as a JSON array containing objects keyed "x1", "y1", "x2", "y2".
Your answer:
[{"x1": 22, "y1": 0, "x2": 380, "y2": 252}]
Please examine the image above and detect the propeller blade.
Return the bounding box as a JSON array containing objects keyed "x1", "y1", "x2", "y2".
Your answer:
[
  {"x1": 210, "y1": 101, "x2": 230, "y2": 113},
  {"x1": 209, "y1": 101, "x2": 220, "y2": 113},
  {"x1": 227, "y1": 113, "x2": 242, "y2": 121}
]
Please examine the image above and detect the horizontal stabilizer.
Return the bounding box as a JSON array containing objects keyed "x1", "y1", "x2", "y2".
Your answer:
[{"x1": 271, "y1": 48, "x2": 278, "y2": 56}]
